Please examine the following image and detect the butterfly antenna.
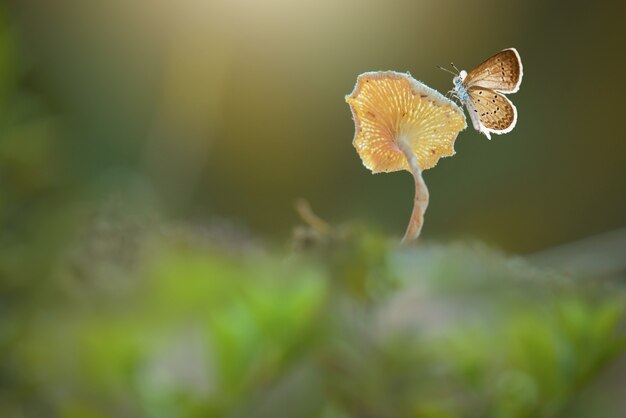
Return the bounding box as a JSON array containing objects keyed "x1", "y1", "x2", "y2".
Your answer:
[
  {"x1": 450, "y1": 62, "x2": 460, "y2": 73},
  {"x1": 437, "y1": 65, "x2": 457, "y2": 76}
]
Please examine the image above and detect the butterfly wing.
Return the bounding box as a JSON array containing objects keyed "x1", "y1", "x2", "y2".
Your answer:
[
  {"x1": 464, "y1": 48, "x2": 522, "y2": 93},
  {"x1": 466, "y1": 86, "x2": 517, "y2": 139}
]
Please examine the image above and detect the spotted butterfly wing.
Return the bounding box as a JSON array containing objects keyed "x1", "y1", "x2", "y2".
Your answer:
[
  {"x1": 464, "y1": 48, "x2": 523, "y2": 93},
  {"x1": 465, "y1": 87, "x2": 517, "y2": 138}
]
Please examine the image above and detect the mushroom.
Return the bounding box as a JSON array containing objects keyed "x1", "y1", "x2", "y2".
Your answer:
[{"x1": 346, "y1": 71, "x2": 466, "y2": 243}]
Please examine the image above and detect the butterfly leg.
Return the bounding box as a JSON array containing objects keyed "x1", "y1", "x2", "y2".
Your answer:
[{"x1": 447, "y1": 90, "x2": 462, "y2": 106}]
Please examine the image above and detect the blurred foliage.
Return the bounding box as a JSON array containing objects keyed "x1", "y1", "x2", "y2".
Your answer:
[{"x1": 1, "y1": 203, "x2": 625, "y2": 417}]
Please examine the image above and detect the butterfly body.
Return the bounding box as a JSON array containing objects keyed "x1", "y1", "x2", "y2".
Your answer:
[
  {"x1": 452, "y1": 71, "x2": 469, "y2": 102},
  {"x1": 452, "y1": 48, "x2": 523, "y2": 139}
]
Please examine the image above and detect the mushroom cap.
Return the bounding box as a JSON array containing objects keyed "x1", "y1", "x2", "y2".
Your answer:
[{"x1": 346, "y1": 71, "x2": 466, "y2": 173}]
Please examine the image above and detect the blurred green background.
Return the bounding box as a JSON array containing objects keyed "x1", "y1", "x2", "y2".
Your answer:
[
  {"x1": 1, "y1": 0, "x2": 626, "y2": 417},
  {"x1": 2, "y1": 0, "x2": 625, "y2": 253}
]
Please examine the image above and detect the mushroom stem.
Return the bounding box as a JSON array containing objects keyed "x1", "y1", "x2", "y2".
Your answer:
[{"x1": 397, "y1": 137, "x2": 430, "y2": 244}]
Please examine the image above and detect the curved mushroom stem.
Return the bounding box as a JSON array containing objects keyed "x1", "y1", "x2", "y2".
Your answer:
[{"x1": 397, "y1": 137, "x2": 430, "y2": 244}]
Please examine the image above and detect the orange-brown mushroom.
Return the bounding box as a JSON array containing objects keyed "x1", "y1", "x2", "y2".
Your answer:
[{"x1": 346, "y1": 71, "x2": 466, "y2": 243}]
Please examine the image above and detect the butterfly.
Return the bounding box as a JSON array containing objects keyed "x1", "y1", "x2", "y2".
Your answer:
[{"x1": 441, "y1": 48, "x2": 523, "y2": 139}]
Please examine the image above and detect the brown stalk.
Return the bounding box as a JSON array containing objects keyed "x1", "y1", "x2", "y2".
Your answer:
[{"x1": 398, "y1": 137, "x2": 429, "y2": 244}]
